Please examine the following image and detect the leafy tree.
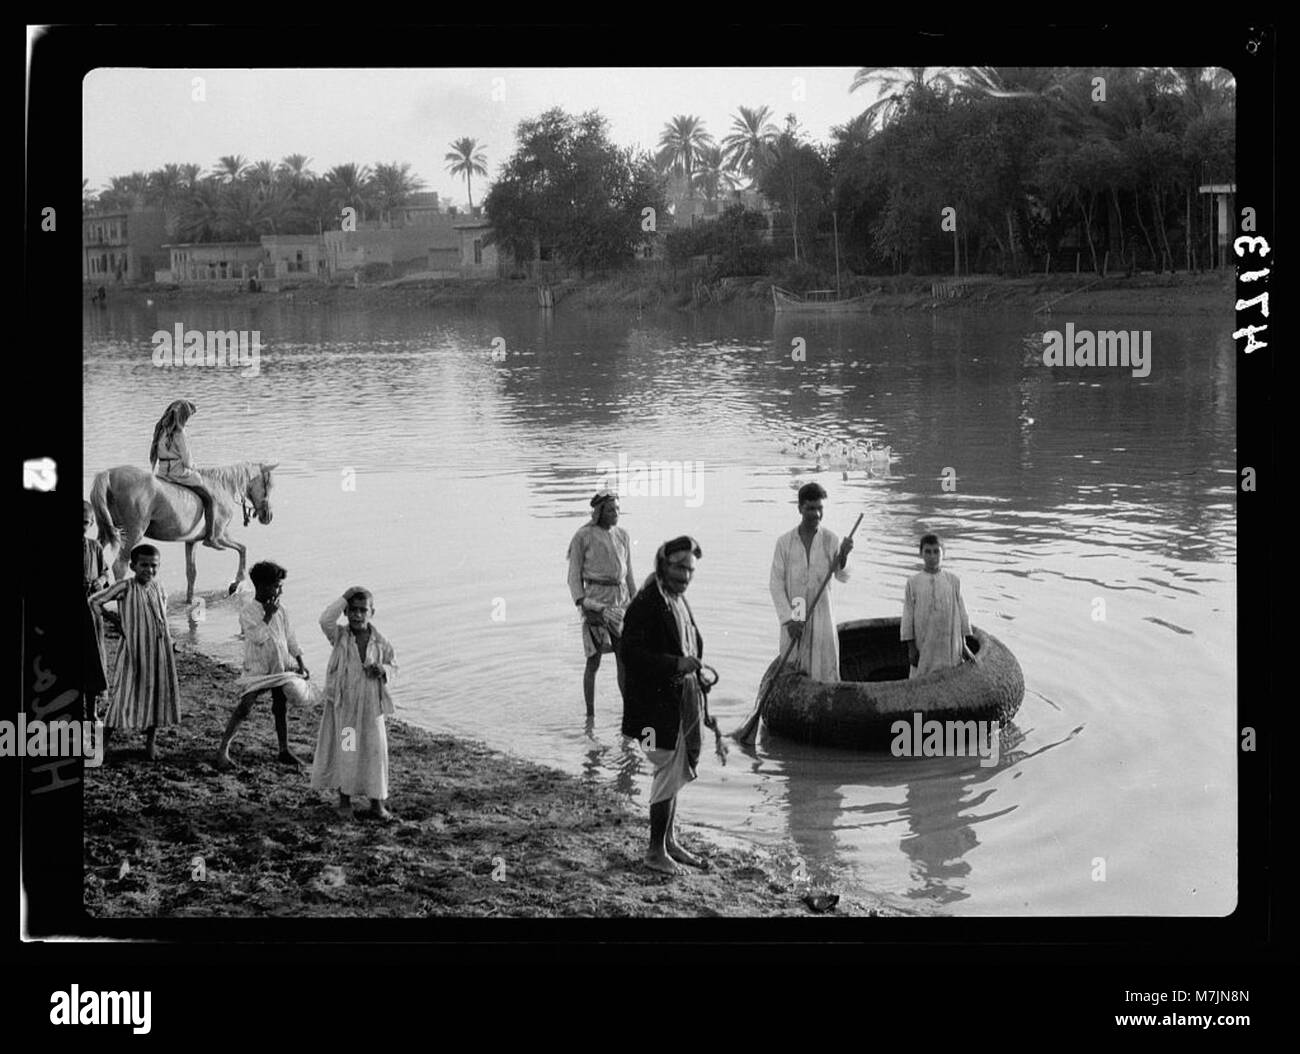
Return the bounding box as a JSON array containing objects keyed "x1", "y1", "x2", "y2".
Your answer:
[
  {"x1": 664, "y1": 204, "x2": 772, "y2": 274},
  {"x1": 484, "y1": 108, "x2": 667, "y2": 273},
  {"x1": 757, "y1": 118, "x2": 831, "y2": 264}
]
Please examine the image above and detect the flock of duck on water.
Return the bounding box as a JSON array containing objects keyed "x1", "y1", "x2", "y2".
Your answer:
[{"x1": 779, "y1": 434, "x2": 895, "y2": 475}]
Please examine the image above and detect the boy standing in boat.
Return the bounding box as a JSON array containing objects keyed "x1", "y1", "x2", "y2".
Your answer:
[
  {"x1": 769, "y1": 483, "x2": 854, "y2": 682},
  {"x1": 901, "y1": 533, "x2": 975, "y2": 678}
]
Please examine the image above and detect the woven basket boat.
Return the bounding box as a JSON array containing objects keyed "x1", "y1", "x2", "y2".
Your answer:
[{"x1": 760, "y1": 617, "x2": 1024, "y2": 750}]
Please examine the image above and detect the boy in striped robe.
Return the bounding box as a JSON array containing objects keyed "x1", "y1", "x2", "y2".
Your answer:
[{"x1": 89, "y1": 544, "x2": 180, "y2": 760}]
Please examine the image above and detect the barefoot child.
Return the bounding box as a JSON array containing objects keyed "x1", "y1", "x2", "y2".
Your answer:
[
  {"x1": 216, "y1": 561, "x2": 311, "y2": 769},
  {"x1": 310, "y1": 587, "x2": 397, "y2": 821},
  {"x1": 900, "y1": 533, "x2": 976, "y2": 678},
  {"x1": 89, "y1": 544, "x2": 180, "y2": 760}
]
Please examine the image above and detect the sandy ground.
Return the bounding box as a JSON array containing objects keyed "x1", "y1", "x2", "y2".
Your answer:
[{"x1": 84, "y1": 645, "x2": 913, "y2": 918}]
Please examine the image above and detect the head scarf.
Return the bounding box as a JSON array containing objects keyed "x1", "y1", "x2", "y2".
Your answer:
[
  {"x1": 654, "y1": 535, "x2": 703, "y2": 583},
  {"x1": 589, "y1": 489, "x2": 618, "y2": 525},
  {"x1": 149, "y1": 399, "x2": 197, "y2": 466}
]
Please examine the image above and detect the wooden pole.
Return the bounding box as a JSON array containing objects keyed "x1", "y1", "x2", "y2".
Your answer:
[{"x1": 734, "y1": 513, "x2": 865, "y2": 745}]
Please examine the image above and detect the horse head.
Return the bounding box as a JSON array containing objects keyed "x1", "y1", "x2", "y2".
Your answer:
[{"x1": 248, "y1": 462, "x2": 278, "y2": 524}]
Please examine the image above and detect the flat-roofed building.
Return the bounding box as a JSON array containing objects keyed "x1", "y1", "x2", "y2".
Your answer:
[{"x1": 82, "y1": 208, "x2": 168, "y2": 284}]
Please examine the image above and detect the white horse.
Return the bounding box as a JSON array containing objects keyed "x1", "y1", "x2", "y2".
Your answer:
[{"x1": 89, "y1": 461, "x2": 278, "y2": 603}]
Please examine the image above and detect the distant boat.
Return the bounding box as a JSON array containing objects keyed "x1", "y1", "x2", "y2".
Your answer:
[
  {"x1": 772, "y1": 211, "x2": 877, "y2": 313},
  {"x1": 772, "y1": 286, "x2": 876, "y2": 313}
]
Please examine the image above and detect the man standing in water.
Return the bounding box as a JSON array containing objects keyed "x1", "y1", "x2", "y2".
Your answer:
[
  {"x1": 620, "y1": 536, "x2": 709, "y2": 875},
  {"x1": 566, "y1": 490, "x2": 636, "y2": 715},
  {"x1": 769, "y1": 482, "x2": 854, "y2": 682}
]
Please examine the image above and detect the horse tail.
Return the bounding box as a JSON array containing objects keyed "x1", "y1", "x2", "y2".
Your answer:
[{"x1": 89, "y1": 470, "x2": 123, "y2": 551}]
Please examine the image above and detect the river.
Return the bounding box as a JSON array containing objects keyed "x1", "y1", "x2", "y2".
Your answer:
[{"x1": 83, "y1": 294, "x2": 1236, "y2": 914}]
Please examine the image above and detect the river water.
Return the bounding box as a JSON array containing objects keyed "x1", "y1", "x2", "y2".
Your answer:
[{"x1": 83, "y1": 295, "x2": 1236, "y2": 915}]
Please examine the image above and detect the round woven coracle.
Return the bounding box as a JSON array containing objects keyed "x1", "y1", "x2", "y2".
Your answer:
[{"x1": 760, "y1": 617, "x2": 1024, "y2": 750}]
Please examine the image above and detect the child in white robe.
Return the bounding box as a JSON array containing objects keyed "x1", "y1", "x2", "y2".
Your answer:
[
  {"x1": 310, "y1": 587, "x2": 397, "y2": 821},
  {"x1": 215, "y1": 560, "x2": 312, "y2": 770},
  {"x1": 901, "y1": 533, "x2": 975, "y2": 678}
]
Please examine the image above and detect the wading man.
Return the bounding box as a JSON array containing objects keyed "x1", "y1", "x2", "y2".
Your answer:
[
  {"x1": 566, "y1": 490, "x2": 636, "y2": 715},
  {"x1": 620, "y1": 536, "x2": 710, "y2": 875},
  {"x1": 769, "y1": 482, "x2": 854, "y2": 682}
]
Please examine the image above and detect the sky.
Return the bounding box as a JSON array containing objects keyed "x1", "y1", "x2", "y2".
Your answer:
[{"x1": 82, "y1": 67, "x2": 878, "y2": 208}]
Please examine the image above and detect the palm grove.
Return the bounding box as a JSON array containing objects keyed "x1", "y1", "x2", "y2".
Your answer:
[{"x1": 86, "y1": 67, "x2": 1233, "y2": 284}]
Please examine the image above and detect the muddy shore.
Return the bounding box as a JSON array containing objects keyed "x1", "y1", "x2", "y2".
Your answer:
[{"x1": 84, "y1": 646, "x2": 911, "y2": 919}]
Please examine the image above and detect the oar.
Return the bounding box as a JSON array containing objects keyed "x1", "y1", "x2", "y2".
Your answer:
[{"x1": 733, "y1": 512, "x2": 864, "y2": 745}]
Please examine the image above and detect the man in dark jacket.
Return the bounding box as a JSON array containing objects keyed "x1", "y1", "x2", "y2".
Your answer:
[{"x1": 620, "y1": 536, "x2": 708, "y2": 875}]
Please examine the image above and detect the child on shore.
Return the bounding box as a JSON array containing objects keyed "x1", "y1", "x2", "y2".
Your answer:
[
  {"x1": 310, "y1": 587, "x2": 397, "y2": 821},
  {"x1": 900, "y1": 533, "x2": 976, "y2": 678},
  {"x1": 216, "y1": 561, "x2": 311, "y2": 770},
  {"x1": 89, "y1": 544, "x2": 180, "y2": 760},
  {"x1": 83, "y1": 500, "x2": 110, "y2": 720}
]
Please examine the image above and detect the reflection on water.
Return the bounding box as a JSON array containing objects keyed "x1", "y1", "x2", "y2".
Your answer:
[{"x1": 84, "y1": 297, "x2": 1235, "y2": 914}]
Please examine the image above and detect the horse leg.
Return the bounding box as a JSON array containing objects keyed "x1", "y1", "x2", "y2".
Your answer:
[
  {"x1": 111, "y1": 544, "x2": 129, "y2": 583},
  {"x1": 120, "y1": 527, "x2": 144, "y2": 576},
  {"x1": 185, "y1": 541, "x2": 198, "y2": 606},
  {"x1": 221, "y1": 538, "x2": 248, "y2": 595}
]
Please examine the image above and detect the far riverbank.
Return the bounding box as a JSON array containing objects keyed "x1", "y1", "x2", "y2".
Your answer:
[{"x1": 93, "y1": 269, "x2": 1235, "y2": 317}]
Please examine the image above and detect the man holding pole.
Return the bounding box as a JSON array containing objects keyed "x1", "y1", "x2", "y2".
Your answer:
[{"x1": 769, "y1": 483, "x2": 855, "y2": 682}]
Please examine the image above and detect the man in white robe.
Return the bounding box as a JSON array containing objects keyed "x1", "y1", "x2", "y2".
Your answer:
[
  {"x1": 769, "y1": 483, "x2": 854, "y2": 682},
  {"x1": 901, "y1": 534, "x2": 975, "y2": 677}
]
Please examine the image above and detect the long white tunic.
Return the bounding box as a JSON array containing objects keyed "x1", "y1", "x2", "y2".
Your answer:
[
  {"x1": 769, "y1": 526, "x2": 849, "y2": 682},
  {"x1": 310, "y1": 597, "x2": 398, "y2": 800},
  {"x1": 900, "y1": 569, "x2": 970, "y2": 678}
]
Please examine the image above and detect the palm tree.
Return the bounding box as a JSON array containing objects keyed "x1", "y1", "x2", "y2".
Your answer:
[
  {"x1": 277, "y1": 153, "x2": 315, "y2": 183},
  {"x1": 175, "y1": 178, "x2": 222, "y2": 242},
  {"x1": 324, "y1": 163, "x2": 373, "y2": 223},
  {"x1": 82, "y1": 178, "x2": 97, "y2": 213},
  {"x1": 179, "y1": 163, "x2": 204, "y2": 192},
  {"x1": 444, "y1": 138, "x2": 487, "y2": 210},
  {"x1": 217, "y1": 180, "x2": 271, "y2": 240},
  {"x1": 213, "y1": 154, "x2": 249, "y2": 184},
  {"x1": 721, "y1": 105, "x2": 779, "y2": 183},
  {"x1": 371, "y1": 161, "x2": 425, "y2": 226},
  {"x1": 147, "y1": 164, "x2": 185, "y2": 213},
  {"x1": 849, "y1": 66, "x2": 978, "y2": 126},
  {"x1": 247, "y1": 159, "x2": 277, "y2": 192},
  {"x1": 691, "y1": 146, "x2": 739, "y2": 203},
  {"x1": 656, "y1": 115, "x2": 715, "y2": 196}
]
